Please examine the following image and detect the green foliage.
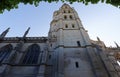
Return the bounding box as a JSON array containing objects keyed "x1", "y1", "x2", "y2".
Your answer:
[{"x1": 0, "y1": 0, "x2": 120, "y2": 13}]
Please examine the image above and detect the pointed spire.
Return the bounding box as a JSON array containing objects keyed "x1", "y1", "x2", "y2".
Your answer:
[
  {"x1": 23, "y1": 27, "x2": 30, "y2": 38},
  {"x1": 114, "y1": 41, "x2": 119, "y2": 48},
  {"x1": 63, "y1": 3, "x2": 68, "y2": 6},
  {"x1": 61, "y1": 3, "x2": 70, "y2": 8},
  {"x1": 97, "y1": 37, "x2": 101, "y2": 42},
  {"x1": 0, "y1": 27, "x2": 10, "y2": 39}
]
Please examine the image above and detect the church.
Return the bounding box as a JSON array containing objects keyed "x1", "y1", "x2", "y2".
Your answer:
[{"x1": 0, "y1": 3, "x2": 120, "y2": 77}]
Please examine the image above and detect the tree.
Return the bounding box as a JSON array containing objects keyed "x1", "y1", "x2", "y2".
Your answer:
[{"x1": 0, "y1": 0, "x2": 120, "y2": 13}]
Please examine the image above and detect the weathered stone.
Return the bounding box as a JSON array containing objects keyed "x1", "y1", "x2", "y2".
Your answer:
[{"x1": 0, "y1": 3, "x2": 120, "y2": 77}]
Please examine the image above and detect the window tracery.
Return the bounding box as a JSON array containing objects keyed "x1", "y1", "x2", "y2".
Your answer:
[
  {"x1": 22, "y1": 44, "x2": 40, "y2": 64},
  {"x1": 0, "y1": 44, "x2": 13, "y2": 63}
]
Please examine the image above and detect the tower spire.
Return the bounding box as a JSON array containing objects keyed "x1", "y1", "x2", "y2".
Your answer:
[
  {"x1": 97, "y1": 37, "x2": 101, "y2": 42},
  {"x1": 23, "y1": 27, "x2": 30, "y2": 38},
  {"x1": 0, "y1": 27, "x2": 10, "y2": 39},
  {"x1": 114, "y1": 41, "x2": 119, "y2": 48}
]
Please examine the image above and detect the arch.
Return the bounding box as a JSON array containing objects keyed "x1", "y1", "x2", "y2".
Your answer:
[
  {"x1": 64, "y1": 15, "x2": 67, "y2": 19},
  {"x1": 77, "y1": 41, "x2": 81, "y2": 47},
  {"x1": 65, "y1": 24, "x2": 68, "y2": 28},
  {"x1": 72, "y1": 24, "x2": 75, "y2": 28},
  {"x1": 0, "y1": 44, "x2": 13, "y2": 63},
  {"x1": 69, "y1": 15, "x2": 73, "y2": 19},
  {"x1": 63, "y1": 10, "x2": 66, "y2": 13},
  {"x1": 75, "y1": 61, "x2": 79, "y2": 68},
  {"x1": 68, "y1": 10, "x2": 71, "y2": 13},
  {"x1": 22, "y1": 44, "x2": 40, "y2": 64}
]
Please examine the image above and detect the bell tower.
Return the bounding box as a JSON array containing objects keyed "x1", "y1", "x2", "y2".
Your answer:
[
  {"x1": 48, "y1": 3, "x2": 91, "y2": 50},
  {"x1": 48, "y1": 4, "x2": 94, "y2": 77},
  {"x1": 48, "y1": 3, "x2": 114, "y2": 77}
]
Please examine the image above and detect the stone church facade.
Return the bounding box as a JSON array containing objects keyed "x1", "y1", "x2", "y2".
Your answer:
[{"x1": 0, "y1": 3, "x2": 120, "y2": 77}]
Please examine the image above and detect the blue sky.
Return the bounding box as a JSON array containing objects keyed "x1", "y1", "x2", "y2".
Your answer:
[{"x1": 0, "y1": 2, "x2": 120, "y2": 47}]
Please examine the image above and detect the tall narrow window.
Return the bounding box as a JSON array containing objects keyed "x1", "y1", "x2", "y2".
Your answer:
[
  {"x1": 69, "y1": 15, "x2": 73, "y2": 19},
  {"x1": 22, "y1": 44, "x2": 40, "y2": 64},
  {"x1": 0, "y1": 44, "x2": 13, "y2": 63},
  {"x1": 65, "y1": 24, "x2": 68, "y2": 28},
  {"x1": 63, "y1": 10, "x2": 66, "y2": 13},
  {"x1": 68, "y1": 10, "x2": 71, "y2": 13},
  {"x1": 72, "y1": 24, "x2": 75, "y2": 28},
  {"x1": 77, "y1": 41, "x2": 81, "y2": 46},
  {"x1": 64, "y1": 15, "x2": 67, "y2": 19},
  {"x1": 50, "y1": 44, "x2": 52, "y2": 47},
  {"x1": 75, "y1": 62, "x2": 79, "y2": 68},
  {"x1": 49, "y1": 55, "x2": 51, "y2": 59}
]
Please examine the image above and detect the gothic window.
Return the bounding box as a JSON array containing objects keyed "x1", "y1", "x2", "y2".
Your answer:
[
  {"x1": 68, "y1": 10, "x2": 71, "y2": 13},
  {"x1": 0, "y1": 44, "x2": 13, "y2": 63},
  {"x1": 65, "y1": 24, "x2": 68, "y2": 28},
  {"x1": 69, "y1": 15, "x2": 73, "y2": 19},
  {"x1": 63, "y1": 10, "x2": 66, "y2": 13},
  {"x1": 77, "y1": 41, "x2": 81, "y2": 47},
  {"x1": 72, "y1": 24, "x2": 75, "y2": 28},
  {"x1": 53, "y1": 35, "x2": 55, "y2": 37},
  {"x1": 49, "y1": 55, "x2": 51, "y2": 59},
  {"x1": 22, "y1": 44, "x2": 40, "y2": 64},
  {"x1": 64, "y1": 15, "x2": 67, "y2": 19},
  {"x1": 75, "y1": 62, "x2": 79, "y2": 68},
  {"x1": 50, "y1": 44, "x2": 52, "y2": 47}
]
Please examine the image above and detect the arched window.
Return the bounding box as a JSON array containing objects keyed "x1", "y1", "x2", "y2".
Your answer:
[
  {"x1": 63, "y1": 10, "x2": 66, "y2": 13},
  {"x1": 22, "y1": 44, "x2": 40, "y2": 64},
  {"x1": 64, "y1": 15, "x2": 67, "y2": 19},
  {"x1": 68, "y1": 10, "x2": 71, "y2": 13},
  {"x1": 77, "y1": 41, "x2": 81, "y2": 47},
  {"x1": 75, "y1": 62, "x2": 79, "y2": 68},
  {"x1": 69, "y1": 15, "x2": 73, "y2": 19},
  {"x1": 50, "y1": 44, "x2": 52, "y2": 47},
  {"x1": 0, "y1": 44, "x2": 13, "y2": 63},
  {"x1": 72, "y1": 24, "x2": 75, "y2": 28},
  {"x1": 49, "y1": 55, "x2": 51, "y2": 59},
  {"x1": 65, "y1": 24, "x2": 68, "y2": 28}
]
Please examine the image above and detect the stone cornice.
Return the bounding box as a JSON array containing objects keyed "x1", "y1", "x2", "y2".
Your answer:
[
  {"x1": 53, "y1": 27, "x2": 84, "y2": 32},
  {"x1": 0, "y1": 37, "x2": 48, "y2": 43},
  {"x1": 54, "y1": 45, "x2": 94, "y2": 49}
]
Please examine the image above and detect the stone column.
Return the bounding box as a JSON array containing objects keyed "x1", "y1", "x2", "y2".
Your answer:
[
  {"x1": 37, "y1": 65, "x2": 46, "y2": 77},
  {"x1": 37, "y1": 48, "x2": 48, "y2": 77},
  {"x1": 57, "y1": 47, "x2": 64, "y2": 77},
  {"x1": 86, "y1": 46, "x2": 110, "y2": 77},
  {"x1": 13, "y1": 41, "x2": 24, "y2": 64},
  {"x1": 0, "y1": 64, "x2": 10, "y2": 77}
]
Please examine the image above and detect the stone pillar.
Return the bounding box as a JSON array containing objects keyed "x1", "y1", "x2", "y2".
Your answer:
[
  {"x1": 96, "y1": 45, "x2": 120, "y2": 77},
  {"x1": 52, "y1": 50, "x2": 58, "y2": 77},
  {"x1": 13, "y1": 41, "x2": 24, "y2": 64},
  {"x1": 37, "y1": 65, "x2": 46, "y2": 77},
  {"x1": 57, "y1": 47, "x2": 64, "y2": 77},
  {"x1": 0, "y1": 41, "x2": 24, "y2": 77},
  {"x1": 37, "y1": 48, "x2": 48, "y2": 77},
  {"x1": 0, "y1": 64, "x2": 11, "y2": 77},
  {"x1": 86, "y1": 46, "x2": 110, "y2": 77},
  {"x1": 14, "y1": 52, "x2": 23, "y2": 64},
  {"x1": 107, "y1": 55, "x2": 120, "y2": 77}
]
